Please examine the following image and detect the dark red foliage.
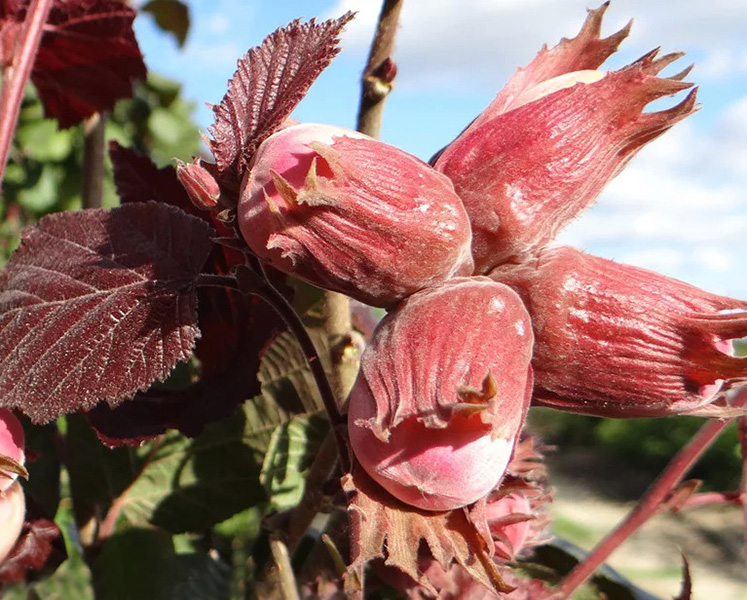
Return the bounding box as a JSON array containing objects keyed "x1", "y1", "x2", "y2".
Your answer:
[
  {"x1": 0, "y1": 518, "x2": 66, "y2": 584},
  {"x1": 0, "y1": 0, "x2": 146, "y2": 127},
  {"x1": 86, "y1": 291, "x2": 282, "y2": 445},
  {"x1": 207, "y1": 13, "x2": 354, "y2": 193},
  {"x1": 0, "y1": 202, "x2": 213, "y2": 423},
  {"x1": 96, "y1": 144, "x2": 285, "y2": 445},
  {"x1": 109, "y1": 141, "x2": 196, "y2": 216},
  {"x1": 109, "y1": 142, "x2": 240, "y2": 267}
]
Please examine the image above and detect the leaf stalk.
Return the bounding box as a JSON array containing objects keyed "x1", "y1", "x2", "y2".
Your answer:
[
  {"x1": 558, "y1": 388, "x2": 747, "y2": 597},
  {"x1": 0, "y1": 0, "x2": 53, "y2": 183}
]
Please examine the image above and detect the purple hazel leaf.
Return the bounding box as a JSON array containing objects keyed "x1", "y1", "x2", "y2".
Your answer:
[
  {"x1": 109, "y1": 141, "x2": 195, "y2": 216},
  {"x1": 103, "y1": 144, "x2": 287, "y2": 445},
  {"x1": 1, "y1": 0, "x2": 147, "y2": 128},
  {"x1": 207, "y1": 12, "x2": 354, "y2": 191},
  {"x1": 0, "y1": 202, "x2": 213, "y2": 423},
  {"x1": 0, "y1": 517, "x2": 66, "y2": 584}
]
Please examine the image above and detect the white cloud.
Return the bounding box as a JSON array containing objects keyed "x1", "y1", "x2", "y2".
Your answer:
[
  {"x1": 329, "y1": 0, "x2": 747, "y2": 88},
  {"x1": 698, "y1": 48, "x2": 747, "y2": 79},
  {"x1": 207, "y1": 14, "x2": 231, "y2": 35},
  {"x1": 555, "y1": 93, "x2": 747, "y2": 297}
]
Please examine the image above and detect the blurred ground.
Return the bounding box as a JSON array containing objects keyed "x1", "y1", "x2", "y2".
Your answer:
[{"x1": 547, "y1": 449, "x2": 747, "y2": 599}]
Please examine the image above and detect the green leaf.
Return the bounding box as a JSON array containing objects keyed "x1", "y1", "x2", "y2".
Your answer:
[
  {"x1": 26, "y1": 505, "x2": 95, "y2": 600},
  {"x1": 147, "y1": 101, "x2": 201, "y2": 162},
  {"x1": 67, "y1": 390, "x2": 297, "y2": 536},
  {"x1": 260, "y1": 412, "x2": 329, "y2": 511},
  {"x1": 142, "y1": 0, "x2": 190, "y2": 48},
  {"x1": 213, "y1": 506, "x2": 264, "y2": 541},
  {"x1": 212, "y1": 506, "x2": 265, "y2": 599},
  {"x1": 141, "y1": 72, "x2": 182, "y2": 108},
  {"x1": 16, "y1": 164, "x2": 65, "y2": 212},
  {"x1": 259, "y1": 331, "x2": 332, "y2": 413},
  {"x1": 66, "y1": 415, "x2": 140, "y2": 510},
  {"x1": 92, "y1": 528, "x2": 178, "y2": 600},
  {"x1": 3, "y1": 162, "x2": 26, "y2": 186},
  {"x1": 22, "y1": 421, "x2": 62, "y2": 518},
  {"x1": 121, "y1": 396, "x2": 291, "y2": 533},
  {"x1": 15, "y1": 118, "x2": 74, "y2": 162},
  {"x1": 148, "y1": 107, "x2": 187, "y2": 147},
  {"x1": 170, "y1": 552, "x2": 231, "y2": 600}
]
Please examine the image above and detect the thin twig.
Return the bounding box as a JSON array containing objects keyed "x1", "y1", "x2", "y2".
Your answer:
[
  {"x1": 681, "y1": 491, "x2": 744, "y2": 509},
  {"x1": 231, "y1": 260, "x2": 352, "y2": 472},
  {"x1": 559, "y1": 388, "x2": 747, "y2": 597},
  {"x1": 286, "y1": 430, "x2": 339, "y2": 553},
  {"x1": 82, "y1": 112, "x2": 107, "y2": 209},
  {"x1": 0, "y1": 0, "x2": 53, "y2": 183},
  {"x1": 194, "y1": 273, "x2": 240, "y2": 289},
  {"x1": 356, "y1": 0, "x2": 404, "y2": 138},
  {"x1": 253, "y1": 275, "x2": 351, "y2": 472},
  {"x1": 320, "y1": 290, "x2": 357, "y2": 403},
  {"x1": 270, "y1": 536, "x2": 301, "y2": 600}
]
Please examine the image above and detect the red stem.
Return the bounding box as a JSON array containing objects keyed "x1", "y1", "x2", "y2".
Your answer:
[
  {"x1": 681, "y1": 491, "x2": 744, "y2": 509},
  {"x1": 98, "y1": 438, "x2": 163, "y2": 542},
  {"x1": 559, "y1": 388, "x2": 747, "y2": 597},
  {"x1": 739, "y1": 414, "x2": 747, "y2": 559},
  {"x1": 0, "y1": 0, "x2": 53, "y2": 183}
]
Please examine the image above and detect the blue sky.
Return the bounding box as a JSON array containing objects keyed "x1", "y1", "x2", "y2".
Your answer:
[{"x1": 134, "y1": 0, "x2": 747, "y2": 299}]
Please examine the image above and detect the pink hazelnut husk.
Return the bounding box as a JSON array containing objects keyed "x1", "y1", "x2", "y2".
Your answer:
[
  {"x1": 490, "y1": 246, "x2": 747, "y2": 418},
  {"x1": 0, "y1": 408, "x2": 25, "y2": 493},
  {"x1": 433, "y1": 4, "x2": 696, "y2": 272},
  {"x1": 0, "y1": 481, "x2": 25, "y2": 564},
  {"x1": 238, "y1": 123, "x2": 474, "y2": 307},
  {"x1": 176, "y1": 158, "x2": 221, "y2": 210},
  {"x1": 347, "y1": 278, "x2": 534, "y2": 511},
  {"x1": 0, "y1": 409, "x2": 25, "y2": 565}
]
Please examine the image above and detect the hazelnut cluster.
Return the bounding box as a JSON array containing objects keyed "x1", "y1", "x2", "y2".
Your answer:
[{"x1": 235, "y1": 5, "x2": 747, "y2": 549}]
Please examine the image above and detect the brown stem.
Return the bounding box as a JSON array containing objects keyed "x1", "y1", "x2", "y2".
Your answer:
[
  {"x1": 355, "y1": 0, "x2": 404, "y2": 138},
  {"x1": 195, "y1": 273, "x2": 240, "y2": 289},
  {"x1": 0, "y1": 0, "x2": 53, "y2": 184},
  {"x1": 235, "y1": 260, "x2": 351, "y2": 472},
  {"x1": 82, "y1": 112, "x2": 107, "y2": 209},
  {"x1": 559, "y1": 388, "x2": 747, "y2": 597},
  {"x1": 286, "y1": 430, "x2": 339, "y2": 554},
  {"x1": 270, "y1": 535, "x2": 301, "y2": 600},
  {"x1": 258, "y1": 282, "x2": 350, "y2": 468},
  {"x1": 320, "y1": 290, "x2": 360, "y2": 406}
]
